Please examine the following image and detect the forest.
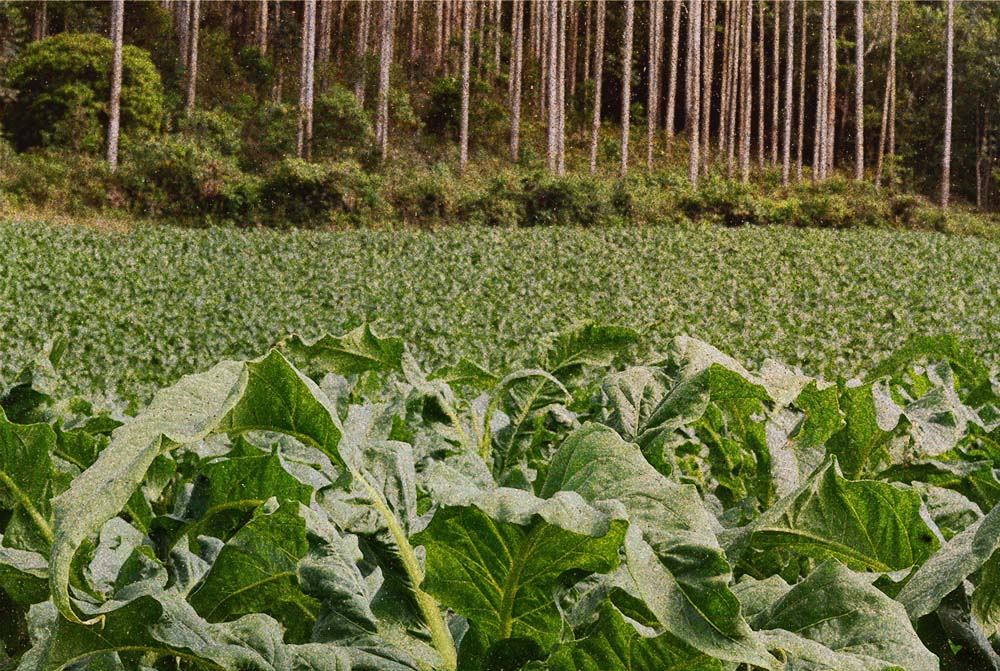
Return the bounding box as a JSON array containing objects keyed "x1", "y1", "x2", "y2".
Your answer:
[{"x1": 0, "y1": 0, "x2": 998, "y2": 229}]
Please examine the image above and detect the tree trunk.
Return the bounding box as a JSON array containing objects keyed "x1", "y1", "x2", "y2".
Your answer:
[
  {"x1": 941, "y1": 0, "x2": 954, "y2": 207},
  {"x1": 32, "y1": 1, "x2": 47, "y2": 41},
  {"x1": 756, "y1": 0, "x2": 764, "y2": 168},
  {"x1": 875, "y1": 0, "x2": 896, "y2": 189},
  {"x1": 460, "y1": 0, "x2": 472, "y2": 171},
  {"x1": 688, "y1": 0, "x2": 702, "y2": 184},
  {"x1": 375, "y1": 0, "x2": 395, "y2": 161},
  {"x1": 975, "y1": 108, "x2": 983, "y2": 209},
  {"x1": 725, "y1": 0, "x2": 740, "y2": 178},
  {"x1": 356, "y1": 0, "x2": 372, "y2": 104},
  {"x1": 853, "y1": 0, "x2": 864, "y2": 181},
  {"x1": 700, "y1": 0, "x2": 716, "y2": 172},
  {"x1": 719, "y1": 0, "x2": 733, "y2": 159},
  {"x1": 770, "y1": 0, "x2": 779, "y2": 166},
  {"x1": 107, "y1": 0, "x2": 124, "y2": 172},
  {"x1": 621, "y1": 0, "x2": 635, "y2": 176},
  {"x1": 185, "y1": 0, "x2": 200, "y2": 116},
  {"x1": 796, "y1": 0, "x2": 806, "y2": 181},
  {"x1": 665, "y1": 0, "x2": 682, "y2": 141},
  {"x1": 257, "y1": 0, "x2": 269, "y2": 54},
  {"x1": 435, "y1": 0, "x2": 445, "y2": 69},
  {"x1": 178, "y1": 0, "x2": 190, "y2": 71},
  {"x1": 510, "y1": 0, "x2": 524, "y2": 161},
  {"x1": 272, "y1": 1, "x2": 283, "y2": 102},
  {"x1": 826, "y1": 0, "x2": 837, "y2": 176},
  {"x1": 813, "y1": 0, "x2": 828, "y2": 181},
  {"x1": 647, "y1": 0, "x2": 661, "y2": 169},
  {"x1": 540, "y1": 0, "x2": 549, "y2": 120},
  {"x1": 739, "y1": 0, "x2": 751, "y2": 182},
  {"x1": 558, "y1": 0, "x2": 568, "y2": 175},
  {"x1": 568, "y1": 1, "x2": 579, "y2": 98},
  {"x1": 583, "y1": 0, "x2": 592, "y2": 84},
  {"x1": 494, "y1": 0, "x2": 502, "y2": 75},
  {"x1": 546, "y1": 0, "x2": 560, "y2": 173},
  {"x1": 410, "y1": 0, "x2": 420, "y2": 80},
  {"x1": 782, "y1": 0, "x2": 794, "y2": 186},
  {"x1": 297, "y1": 0, "x2": 317, "y2": 159},
  {"x1": 589, "y1": 0, "x2": 606, "y2": 173},
  {"x1": 336, "y1": 0, "x2": 347, "y2": 64}
]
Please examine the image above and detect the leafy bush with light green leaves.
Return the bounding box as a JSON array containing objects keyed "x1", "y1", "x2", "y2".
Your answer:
[
  {"x1": 2, "y1": 322, "x2": 1000, "y2": 670},
  {"x1": 2, "y1": 32, "x2": 163, "y2": 152}
]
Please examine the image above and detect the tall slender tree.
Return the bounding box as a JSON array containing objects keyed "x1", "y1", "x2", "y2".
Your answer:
[
  {"x1": 720, "y1": 0, "x2": 734, "y2": 160},
  {"x1": 941, "y1": 0, "x2": 954, "y2": 207},
  {"x1": 688, "y1": 0, "x2": 702, "y2": 184},
  {"x1": 375, "y1": 0, "x2": 395, "y2": 161},
  {"x1": 621, "y1": 0, "x2": 635, "y2": 176},
  {"x1": 558, "y1": 0, "x2": 568, "y2": 175},
  {"x1": 782, "y1": 0, "x2": 794, "y2": 186},
  {"x1": 460, "y1": 0, "x2": 473, "y2": 172},
  {"x1": 589, "y1": 0, "x2": 606, "y2": 172},
  {"x1": 107, "y1": 0, "x2": 124, "y2": 172},
  {"x1": 178, "y1": 0, "x2": 190, "y2": 71},
  {"x1": 665, "y1": 0, "x2": 682, "y2": 142},
  {"x1": 32, "y1": 1, "x2": 47, "y2": 41},
  {"x1": 356, "y1": 0, "x2": 372, "y2": 104},
  {"x1": 297, "y1": 0, "x2": 317, "y2": 159},
  {"x1": 647, "y1": 0, "x2": 662, "y2": 169},
  {"x1": 756, "y1": 0, "x2": 765, "y2": 167},
  {"x1": 825, "y1": 0, "x2": 837, "y2": 175},
  {"x1": 853, "y1": 0, "x2": 864, "y2": 181},
  {"x1": 546, "y1": 0, "x2": 559, "y2": 172},
  {"x1": 257, "y1": 0, "x2": 269, "y2": 54},
  {"x1": 185, "y1": 0, "x2": 200, "y2": 116},
  {"x1": 510, "y1": 0, "x2": 524, "y2": 162},
  {"x1": 875, "y1": 0, "x2": 897, "y2": 189},
  {"x1": 770, "y1": 0, "x2": 779, "y2": 166},
  {"x1": 583, "y1": 0, "x2": 592, "y2": 84},
  {"x1": 700, "y1": 0, "x2": 716, "y2": 171},
  {"x1": 796, "y1": 0, "x2": 806, "y2": 180},
  {"x1": 740, "y1": 0, "x2": 752, "y2": 182},
  {"x1": 814, "y1": 0, "x2": 829, "y2": 181}
]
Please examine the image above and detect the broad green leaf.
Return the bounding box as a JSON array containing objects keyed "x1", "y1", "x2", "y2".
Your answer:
[
  {"x1": 827, "y1": 383, "x2": 894, "y2": 479},
  {"x1": 974, "y1": 548, "x2": 1000, "y2": 639},
  {"x1": 897, "y1": 502, "x2": 1000, "y2": 620},
  {"x1": 540, "y1": 322, "x2": 640, "y2": 382},
  {"x1": 429, "y1": 358, "x2": 499, "y2": 390},
  {"x1": 542, "y1": 424, "x2": 777, "y2": 669},
  {"x1": 753, "y1": 560, "x2": 937, "y2": 671},
  {"x1": 870, "y1": 334, "x2": 989, "y2": 400},
  {"x1": 746, "y1": 457, "x2": 938, "y2": 572},
  {"x1": 414, "y1": 483, "x2": 627, "y2": 654},
  {"x1": 50, "y1": 349, "x2": 345, "y2": 624},
  {"x1": 731, "y1": 575, "x2": 792, "y2": 621},
  {"x1": 598, "y1": 367, "x2": 669, "y2": 442},
  {"x1": 0, "y1": 535, "x2": 48, "y2": 605},
  {"x1": 0, "y1": 335, "x2": 66, "y2": 423},
  {"x1": 756, "y1": 629, "x2": 912, "y2": 671},
  {"x1": 525, "y1": 601, "x2": 722, "y2": 671},
  {"x1": 189, "y1": 501, "x2": 320, "y2": 643},
  {"x1": 0, "y1": 410, "x2": 56, "y2": 553},
  {"x1": 171, "y1": 437, "x2": 314, "y2": 546},
  {"x1": 281, "y1": 324, "x2": 405, "y2": 376}
]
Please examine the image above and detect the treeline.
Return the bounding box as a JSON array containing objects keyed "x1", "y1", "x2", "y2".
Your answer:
[{"x1": 1, "y1": 0, "x2": 998, "y2": 214}]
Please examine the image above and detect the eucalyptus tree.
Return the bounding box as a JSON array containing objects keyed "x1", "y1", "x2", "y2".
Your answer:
[
  {"x1": 589, "y1": 0, "x2": 606, "y2": 173},
  {"x1": 107, "y1": 0, "x2": 124, "y2": 172}
]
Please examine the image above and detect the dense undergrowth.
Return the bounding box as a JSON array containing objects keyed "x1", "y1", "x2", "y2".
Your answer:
[
  {"x1": 2, "y1": 323, "x2": 1000, "y2": 670},
  {"x1": 2, "y1": 132, "x2": 996, "y2": 235}
]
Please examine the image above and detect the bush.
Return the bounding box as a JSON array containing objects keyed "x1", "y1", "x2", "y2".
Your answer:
[
  {"x1": 3, "y1": 32, "x2": 163, "y2": 151},
  {"x1": 239, "y1": 102, "x2": 299, "y2": 166},
  {"x1": 461, "y1": 171, "x2": 525, "y2": 227},
  {"x1": 120, "y1": 135, "x2": 259, "y2": 221},
  {"x1": 523, "y1": 173, "x2": 612, "y2": 227},
  {"x1": 260, "y1": 158, "x2": 385, "y2": 227},
  {"x1": 176, "y1": 108, "x2": 243, "y2": 156},
  {"x1": 0, "y1": 148, "x2": 112, "y2": 213},
  {"x1": 425, "y1": 77, "x2": 461, "y2": 138},
  {"x1": 313, "y1": 85, "x2": 374, "y2": 159},
  {"x1": 391, "y1": 164, "x2": 458, "y2": 226}
]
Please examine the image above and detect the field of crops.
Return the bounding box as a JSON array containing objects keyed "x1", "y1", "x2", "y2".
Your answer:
[
  {"x1": 2, "y1": 220, "x2": 1000, "y2": 405},
  {"x1": 2, "y1": 321, "x2": 1000, "y2": 670}
]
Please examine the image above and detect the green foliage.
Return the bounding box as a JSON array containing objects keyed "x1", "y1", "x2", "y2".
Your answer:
[
  {"x1": 3, "y1": 32, "x2": 163, "y2": 151},
  {"x1": 424, "y1": 76, "x2": 461, "y2": 138},
  {"x1": 4, "y1": 324, "x2": 1000, "y2": 669},
  {"x1": 119, "y1": 134, "x2": 260, "y2": 221},
  {"x1": 312, "y1": 84, "x2": 375, "y2": 160},
  {"x1": 259, "y1": 158, "x2": 385, "y2": 227}
]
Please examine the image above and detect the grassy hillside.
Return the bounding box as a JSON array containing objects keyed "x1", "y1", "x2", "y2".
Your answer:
[{"x1": 3, "y1": 219, "x2": 999, "y2": 402}]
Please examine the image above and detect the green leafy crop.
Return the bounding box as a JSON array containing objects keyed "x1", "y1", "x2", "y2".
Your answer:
[{"x1": 2, "y1": 322, "x2": 1000, "y2": 670}]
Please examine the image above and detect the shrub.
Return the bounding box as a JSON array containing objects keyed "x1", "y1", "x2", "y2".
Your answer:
[
  {"x1": 259, "y1": 158, "x2": 385, "y2": 227},
  {"x1": 391, "y1": 164, "x2": 458, "y2": 226},
  {"x1": 0, "y1": 148, "x2": 112, "y2": 213},
  {"x1": 176, "y1": 108, "x2": 243, "y2": 157},
  {"x1": 120, "y1": 135, "x2": 259, "y2": 221},
  {"x1": 425, "y1": 77, "x2": 461, "y2": 138},
  {"x1": 312, "y1": 85, "x2": 374, "y2": 159},
  {"x1": 523, "y1": 172, "x2": 612, "y2": 227},
  {"x1": 3, "y1": 32, "x2": 163, "y2": 151},
  {"x1": 239, "y1": 102, "x2": 299, "y2": 167},
  {"x1": 461, "y1": 171, "x2": 525, "y2": 227}
]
